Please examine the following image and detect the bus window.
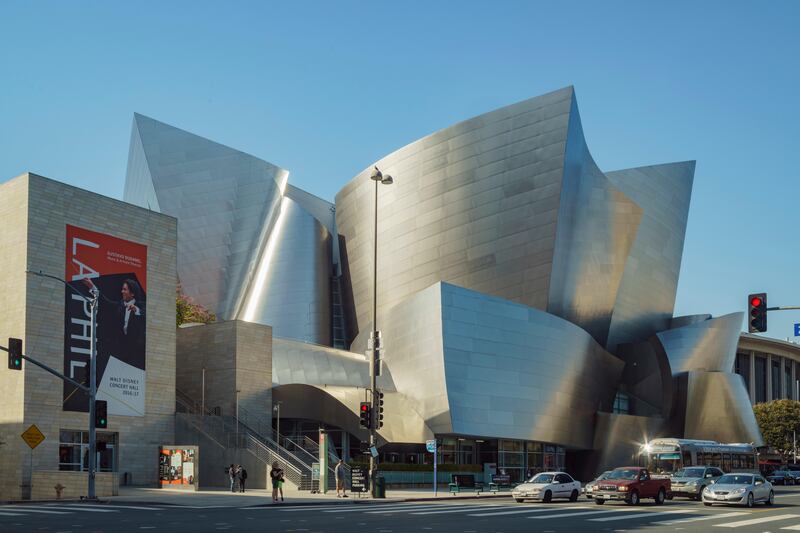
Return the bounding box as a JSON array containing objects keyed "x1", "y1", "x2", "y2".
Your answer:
[
  {"x1": 711, "y1": 453, "x2": 722, "y2": 468},
  {"x1": 723, "y1": 453, "x2": 732, "y2": 472},
  {"x1": 682, "y1": 451, "x2": 692, "y2": 467},
  {"x1": 649, "y1": 453, "x2": 681, "y2": 475},
  {"x1": 746, "y1": 455, "x2": 755, "y2": 470}
]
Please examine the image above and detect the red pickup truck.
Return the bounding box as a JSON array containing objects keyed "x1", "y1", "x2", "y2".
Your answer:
[{"x1": 592, "y1": 467, "x2": 671, "y2": 505}]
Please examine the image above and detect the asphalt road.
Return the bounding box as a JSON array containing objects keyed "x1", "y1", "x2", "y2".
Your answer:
[{"x1": 5, "y1": 487, "x2": 800, "y2": 533}]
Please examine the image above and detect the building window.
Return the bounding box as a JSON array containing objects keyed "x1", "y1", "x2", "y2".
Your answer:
[
  {"x1": 613, "y1": 392, "x2": 630, "y2": 414},
  {"x1": 772, "y1": 359, "x2": 782, "y2": 400},
  {"x1": 735, "y1": 353, "x2": 751, "y2": 393},
  {"x1": 59, "y1": 430, "x2": 117, "y2": 472},
  {"x1": 755, "y1": 356, "x2": 767, "y2": 403}
]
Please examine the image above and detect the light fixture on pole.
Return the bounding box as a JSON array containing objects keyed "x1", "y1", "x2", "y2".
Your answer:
[
  {"x1": 368, "y1": 165, "x2": 392, "y2": 497},
  {"x1": 273, "y1": 400, "x2": 283, "y2": 442}
]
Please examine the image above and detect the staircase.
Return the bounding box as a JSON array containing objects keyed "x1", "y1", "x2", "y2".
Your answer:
[{"x1": 175, "y1": 389, "x2": 351, "y2": 491}]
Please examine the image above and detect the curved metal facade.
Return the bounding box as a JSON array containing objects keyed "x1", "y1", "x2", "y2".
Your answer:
[
  {"x1": 657, "y1": 312, "x2": 744, "y2": 374},
  {"x1": 124, "y1": 114, "x2": 332, "y2": 344}
]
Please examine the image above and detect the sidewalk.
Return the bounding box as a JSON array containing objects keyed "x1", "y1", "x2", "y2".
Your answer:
[{"x1": 108, "y1": 485, "x2": 511, "y2": 507}]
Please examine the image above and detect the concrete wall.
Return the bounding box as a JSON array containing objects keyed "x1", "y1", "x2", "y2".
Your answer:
[
  {"x1": 0, "y1": 173, "x2": 178, "y2": 500},
  {"x1": 176, "y1": 320, "x2": 272, "y2": 418},
  {"x1": 31, "y1": 471, "x2": 118, "y2": 500}
]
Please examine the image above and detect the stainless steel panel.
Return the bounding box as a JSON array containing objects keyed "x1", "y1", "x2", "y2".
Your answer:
[{"x1": 657, "y1": 313, "x2": 744, "y2": 373}]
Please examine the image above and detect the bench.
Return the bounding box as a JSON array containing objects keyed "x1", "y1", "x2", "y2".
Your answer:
[
  {"x1": 448, "y1": 474, "x2": 484, "y2": 495},
  {"x1": 489, "y1": 474, "x2": 513, "y2": 493}
]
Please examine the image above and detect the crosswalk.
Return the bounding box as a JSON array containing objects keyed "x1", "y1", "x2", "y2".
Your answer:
[
  {"x1": 0, "y1": 503, "x2": 164, "y2": 516},
  {"x1": 257, "y1": 502, "x2": 800, "y2": 529}
]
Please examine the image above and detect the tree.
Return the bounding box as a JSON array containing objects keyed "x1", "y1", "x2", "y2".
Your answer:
[
  {"x1": 176, "y1": 285, "x2": 216, "y2": 326},
  {"x1": 753, "y1": 399, "x2": 800, "y2": 461}
]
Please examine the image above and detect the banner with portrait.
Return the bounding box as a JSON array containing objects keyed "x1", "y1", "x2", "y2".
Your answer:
[{"x1": 63, "y1": 225, "x2": 147, "y2": 416}]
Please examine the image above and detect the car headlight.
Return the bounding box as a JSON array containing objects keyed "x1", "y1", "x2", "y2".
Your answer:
[
  {"x1": 730, "y1": 487, "x2": 746, "y2": 495},
  {"x1": 618, "y1": 486, "x2": 628, "y2": 492}
]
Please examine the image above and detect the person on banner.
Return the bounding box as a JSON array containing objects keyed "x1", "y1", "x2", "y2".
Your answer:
[
  {"x1": 271, "y1": 462, "x2": 285, "y2": 502},
  {"x1": 115, "y1": 278, "x2": 145, "y2": 356},
  {"x1": 335, "y1": 459, "x2": 348, "y2": 498}
]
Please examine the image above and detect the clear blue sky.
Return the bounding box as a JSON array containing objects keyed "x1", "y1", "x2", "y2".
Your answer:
[{"x1": 1, "y1": 1, "x2": 797, "y2": 340}]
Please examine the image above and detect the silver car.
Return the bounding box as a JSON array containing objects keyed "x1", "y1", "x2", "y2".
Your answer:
[
  {"x1": 701, "y1": 473, "x2": 774, "y2": 508},
  {"x1": 584, "y1": 471, "x2": 612, "y2": 499},
  {"x1": 670, "y1": 466, "x2": 723, "y2": 500}
]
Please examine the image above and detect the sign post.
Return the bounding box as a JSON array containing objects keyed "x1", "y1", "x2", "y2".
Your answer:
[
  {"x1": 426, "y1": 439, "x2": 437, "y2": 496},
  {"x1": 319, "y1": 429, "x2": 328, "y2": 494},
  {"x1": 350, "y1": 465, "x2": 369, "y2": 496},
  {"x1": 21, "y1": 425, "x2": 45, "y2": 500}
]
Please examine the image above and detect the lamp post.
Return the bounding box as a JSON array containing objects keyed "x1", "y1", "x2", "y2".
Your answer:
[
  {"x1": 369, "y1": 166, "x2": 393, "y2": 497},
  {"x1": 273, "y1": 401, "x2": 283, "y2": 442}
]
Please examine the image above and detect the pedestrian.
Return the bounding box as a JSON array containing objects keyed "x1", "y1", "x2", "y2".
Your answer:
[
  {"x1": 335, "y1": 459, "x2": 348, "y2": 498},
  {"x1": 228, "y1": 463, "x2": 236, "y2": 493},
  {"x1": 271, "y1": 461, "x2": 285, "y2": 502},
  {"x1": 240, "y1": 466, "x2": 248, "y2": 493}
]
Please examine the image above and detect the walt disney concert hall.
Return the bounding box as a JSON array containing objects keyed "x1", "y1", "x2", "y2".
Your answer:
[{"x1": 124, "y1": 86, "x2": 761, "y2": 481}]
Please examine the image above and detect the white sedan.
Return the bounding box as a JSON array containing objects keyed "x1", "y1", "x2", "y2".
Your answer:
[{"x1": 512, "y1": 471, "x2": 582, "y2": 503}]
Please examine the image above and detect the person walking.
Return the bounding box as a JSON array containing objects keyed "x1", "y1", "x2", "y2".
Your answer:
[
  {"x1": 335, "y1": 459, "x2": 348, "y2": 498},
  {"x1": 228, "y1": 463, "x2": 237, "y2": 493},
  {"x1": 239, "y1": 466, "x2": 248, "y2": 493},
  {"x1": 271, "y1": 461, "x2": 285, "y2": 502}
]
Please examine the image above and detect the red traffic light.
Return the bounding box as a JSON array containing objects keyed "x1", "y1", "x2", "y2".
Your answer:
[
  {"x1": 360, "y1": 404, "x2": 368, "y2": 412},
  {"x1": 750, "y1": 297, "x2": 762, "y2": 307}
]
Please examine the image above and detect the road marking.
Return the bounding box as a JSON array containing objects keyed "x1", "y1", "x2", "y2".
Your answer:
[
  {"x1": 655, "y1": 511, "x2": 749, "y2": 525},
  {"x1": 780, "y1": 525, "x2": 800, "y2": 530},
  {"x1": 364, "y1": 504, "x2": 472, "y2": 514},
  {"x1": 319, "y1": 503, "x2": 436, "y2": 513},
  {"x1": 0, "y1": 512, "x2": 24, "y2": 516},
  {"x1": 411, "y1": 505, "x2": 507, "y2": 515},
  {"x1": 0, "y1": 508, "x2": 70, "y2": 514},
  {"x1": 529, "y1": 509, "x2": 623, "y2": 519},
  {"x1": 589, "y1": 509, "x2": 699, "y2": 522},
  {"x1": 60, "y1": 504, "x2": 161, "y2": 511},
  {"x1": 468, "y1": 505, "x2": 591, "y2": 517},
  {"x1": 33, "y1": 505, "x2": 118, "y2": 513},
  {"x1": 714, "y1": 513, "x2": 800, "y2": 527}
]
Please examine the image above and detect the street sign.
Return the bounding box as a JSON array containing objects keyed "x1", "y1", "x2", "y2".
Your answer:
[
  {"x1": 21, "y1": 424, "x2": 45, "y2": 450},
  {"x1": 369, "y1": 446, "x2": 379, "y2": 458},
  {"x1": 351, "y1": 466, "x2": 369, "y2": 493},
  {"x1": 794, "y1": 323, "x2": 800, "y2": 336},
  {"x1": 426, "y1": 439, "x2": 436, "y2": 453},
  {"x1": 311, "y1": 462, "x2": 320, "y2": 481}
]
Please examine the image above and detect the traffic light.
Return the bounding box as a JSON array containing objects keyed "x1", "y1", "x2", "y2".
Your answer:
[
  {"x1": 95, "y1": 400, "x2": 108, "y2": 428},
  {"x1": 376, "y1": 391, "x2": 384, "y2": 429},
  {"x1": 748, "y1": 293, "x2": 768, "y2": 333},
  {"x1": 359, "y1": 402, "x2": 372, "y2": 429},
  {"x1": 7, "y1": 338, "x2": 22, "y2": 370}
]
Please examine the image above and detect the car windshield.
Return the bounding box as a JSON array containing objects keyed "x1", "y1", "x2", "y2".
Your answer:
[
  {"x1": 772, "y1": 471, "x2": 789, "y2": 476},
  {"x1": 717, "y1": 474, "x2": 753, "y2": 485},
  {"x1": 529, "y1": 474, "x2": 554, "y2": 483},
  {"x1": 597, "y1": 471, "x2": 612, "y2": 480},
  {"x1": 674, "y1": 468, "x2": 705, "y2": 478},
  {"x1": 608, "y1": 469, "x2": 639, "y2": 480}
]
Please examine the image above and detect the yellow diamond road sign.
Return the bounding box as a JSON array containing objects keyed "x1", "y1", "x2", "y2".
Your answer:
[{"x1": 21, "y1": 424, "x2": 45, "y2": 450}]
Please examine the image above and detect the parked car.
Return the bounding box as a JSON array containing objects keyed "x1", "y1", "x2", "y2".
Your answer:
[
  {"x1": 702, "y1": 473, "x2": 774, "y2": 507},
  {"x1": 788, "y1": 470, "x2": 800, "y2": 484},
  {"x1": 767, "y1": 470, "x2": 795, "y2": 485},
  {"x1": 592, "y1": 467, "x2": 670, "y2": 506},
  {"x1": 584, "y1": 471, "x2": 612, "y2": 499},
  {"x1": 670, "y1": 466, "x2": 724, "y2": 500},
  {"x1": 511, "y1": 471, "x2": 582, "y2": 503}
]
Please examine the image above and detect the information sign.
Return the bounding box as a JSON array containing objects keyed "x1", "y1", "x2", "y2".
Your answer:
[
  {"x1": 351, "y1": 466, "x2": 369, "y2": 493},
  {"x1": 311, "y1": 462, "x2": 320, "y2": 481},
  {"x1": 794, "y1": 323, "x2": 799, "y2": 336},
  {"x1": 21, "y1": 425, "x2": 45, "y2": 450},
  {"x1": 426, "y1": 439, "x2": 436, "y2": 453}
]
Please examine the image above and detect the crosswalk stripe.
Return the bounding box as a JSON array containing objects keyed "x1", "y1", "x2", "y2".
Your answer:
[
  {"x1": 275, "y1": 505, "x2": 363, "y2": 512},
  {"x1": 589, "y1": 509, "x2": 698, "y2": 522},
  {"x1": 52, "y1": 504, "x2": 161, "y2": 511},
  {"x1": 0, "y1": 508, "x2": 70, "y2": 514},
  {"x1": 0, "y1": 511, "x2": 24, "y2": 516},
  {"x1": 364, "y1": 505, "x2": 472, "y2": 514},
  {"x1": 32, "y1": 505, "x2": 118, "y2": 513},
  {"x1": 529, "y1": 509, "x2": 622, "y2": 519},
  {"x1": 324, "y1": 504, "x2": 443, "y2": 513},
  {"x1": 780, "y1": 525, "x2": 800, "y2": 530},
  {"x1": 468, "y1": 505, "x2": 590, "y2": 517},
  {"x1": 656, "y1": 512, "x2": 749, "y2": 525},
  {"x1": 714, "y1": 514, "x2": 800, "y2": 528},
  {"x1": 411, "y1": 505, "x2": 507, "y2": 515}
]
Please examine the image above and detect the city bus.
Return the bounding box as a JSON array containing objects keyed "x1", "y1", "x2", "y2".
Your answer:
[{"x1": 638, "y1": 438, "x2": 757, "y2": 475}]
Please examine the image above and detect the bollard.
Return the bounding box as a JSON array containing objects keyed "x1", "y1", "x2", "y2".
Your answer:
[{"x1": 55, "y1": 483, "x2": 65, "y2": 499}]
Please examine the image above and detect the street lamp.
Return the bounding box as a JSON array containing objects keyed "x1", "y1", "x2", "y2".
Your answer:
[
  {"x1": 273, "y1": 400, "x2": 283, "y2": 442},
  {"x1": 368, "y1": 165, "x2": 393, "y2": 497}
]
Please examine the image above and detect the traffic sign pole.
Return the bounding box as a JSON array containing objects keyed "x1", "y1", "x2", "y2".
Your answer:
[{"x1": 87, "y1": 285, "x2": 99, "y2": 500}]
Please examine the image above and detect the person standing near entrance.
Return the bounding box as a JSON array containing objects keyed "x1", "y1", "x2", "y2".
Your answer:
[
  {"x1": 239, "y1": 466, "x2": 248, "y2": 493},
  {"x1": 271, "y1": 461, "x2": 285, "y2": 502},
  {"x1": 228, "y1": 464, "x2": 237, "y2": 493},
  {"x1": 335, "y1": 459, "x2": 348, "y2": 498}
]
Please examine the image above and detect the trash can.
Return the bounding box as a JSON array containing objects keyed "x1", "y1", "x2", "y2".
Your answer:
[{"x1": 375, "y1": 476, "x2": 386, "y2": 499}]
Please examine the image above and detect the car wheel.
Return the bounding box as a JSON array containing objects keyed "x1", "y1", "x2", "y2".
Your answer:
[
  {"x1": 570, "y1": 489, "x2": 579, "y2": 502},
  {"x1": 594, "y1": 498, "x2": 605, "y2": 505},
  {"x1": 704, "y1": 502, "x2": 712, "y2": 507},
  {"x1": 655, "y1": 488, "x2": 665, "y2": 505},
  {"x1": 627, "y1": 491, "x2": 640, "y2": 506},
  {"x1": 766, "y1": 491, "x2": 774, "y2": 506},
  {"x1": 543, "y1": 490, "x2": 552, "y2": 503},
  {"x1": 746, "y1": 493, "x2": 754, "y2": 508}
]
